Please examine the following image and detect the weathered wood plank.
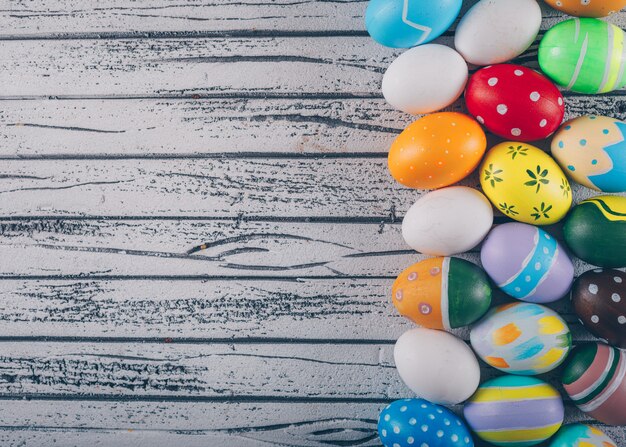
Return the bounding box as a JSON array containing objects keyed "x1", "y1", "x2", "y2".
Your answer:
[
  {"x1": 0, "y1": 159, "x2": 608, "y2": 218},
  {"x1": 0, "y1": 0, "x2": 624, "y2": 37},
  {"x1": 0, "y1": 341, "x2": 604, "y2": 399},
  {"x1": 2, "y1": 96, "x2": 626, "y2": 156},
  {"x1": 0, "y1": 278, "x2": 604, "y2": 340},
  {"x1": 0, "y1": 400, "x2": 620, "y2": 447},
  {"x1": 3, "y1": 34, "x2": 623, "y2": 98},
  {"x1": 0, "y1": 217, "x2": 611, "y2": 277},
  {"x1": 0, "y1": 218, "x2": 444, "y2": 278}
]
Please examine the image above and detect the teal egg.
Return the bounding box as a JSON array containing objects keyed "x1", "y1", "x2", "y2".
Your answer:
[
  {"x1": 366, "y1": 0, "x2": 462, "y2": 48},
  {"x1": 549, "y1": 424, "x2": 618, "y2": 447},
  {"x1": 539, "y1": 18, "x2": 626, "y2": 94}
]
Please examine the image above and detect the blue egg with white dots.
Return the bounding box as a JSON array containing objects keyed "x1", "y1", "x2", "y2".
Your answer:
[
  {"x1": 366, "y1": 0, "x2": 462, "y2": 48},
  {"x1": 378, "y1": 398, "x2": 474, "y2": 447}
]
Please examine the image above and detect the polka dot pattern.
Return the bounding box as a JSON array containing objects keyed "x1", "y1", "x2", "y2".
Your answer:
[
  {"x1": 466, "y1": 64, "x2": 565, "y2": 142},
  {"x1": 551, "y1": 115, "x2": 626, "y2": 193},
  {"x1": 388, "y1": 112, "x2": 487, "y2": 190},
  {"x1": 378, "y1": 399, "x2": 474, "y2": 447},
  {"x1": 572, "y1": 269, "x2": 626, "y2": 348},
  {"x1": 545, "y1": 0, "x2": 626, "y2": 18}
]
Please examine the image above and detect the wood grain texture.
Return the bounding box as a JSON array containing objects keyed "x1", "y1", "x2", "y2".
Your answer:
[
  {"x1": 0, "y1": 341, "x2": 603, "y2": 399},
  {"x1": 2, "y1": 0, "x2": 626, "y2": 445},
  {"x1": 3, "y1": 96, "x2": 626, "y2": 156},
  {"x1": 0, "y1": 159, "x2": 611, "y2": 218},
  {"x1": 0, "y1": 400, "x2": 620, "y2": 447},
  {"x1": 0, "y1": 278, "x2": 605, "y2": 340},
  {"x1": 0, "y1": 218, "x2": 437, "y2": 278},
  {"x1": 4, "y1": 35, "x2": 625, "y2": 98},
  {"x1": 1, "y1": 0, "x2": 625, "y2": 36}
]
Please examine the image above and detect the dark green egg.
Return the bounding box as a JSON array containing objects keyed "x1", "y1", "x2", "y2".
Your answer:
[{"x1": 563, "y1": 195, "x2": 626, "y2": 268}]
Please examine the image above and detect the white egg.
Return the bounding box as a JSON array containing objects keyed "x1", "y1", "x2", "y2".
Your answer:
[
  {"x1": 382, "y1": 44, "x2": 468, "y2": 114},
  {"x1": 394, "y1": 328, "x2": 481, "y2": 404},
  {"x1": 402, "y1": 186, "x2": 494, "y2": 256},
  {"x1": 454, "y1": 0, "x2": 541, "y2": 66}
]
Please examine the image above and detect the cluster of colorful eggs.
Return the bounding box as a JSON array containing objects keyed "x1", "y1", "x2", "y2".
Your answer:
[{"x1": 366, "y1": 0, "x2": 626, "y2": 446}]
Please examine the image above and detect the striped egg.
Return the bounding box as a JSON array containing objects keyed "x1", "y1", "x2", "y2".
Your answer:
[
  {"x1": 470, "y1": 302, "x2": 572, "y2": 375},
  {"x1": 562, "y1": 343, "x2": 626, "y2": 425},
  {"x1": 549, "y1": 424, "x2": 618, "y2": 447},
  {"x1": 480, "y1": 223, "x2": 574, "y2": 303},
  {"x1": 392, "y1": 257, "x2": 492, "y2": 331},
  {"x1": 539, "y1": 18, "x2": 626, "y2": 94},
  {"x1": 464, "y1": 375, "x2": 564, "y2": 447}
]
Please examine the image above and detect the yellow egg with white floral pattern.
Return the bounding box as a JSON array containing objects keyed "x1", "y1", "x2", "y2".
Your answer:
[{"x1": 480, "y1": 142, "x2": 572, "y2": 225}]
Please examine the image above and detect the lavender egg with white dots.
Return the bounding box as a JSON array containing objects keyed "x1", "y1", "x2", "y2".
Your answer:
[
  {"x1": 572, "y1": 269, "x2": 626, "y2": 348},
  {"x1": 378, "y1": 399, "x2": 474, "y2": 447}
]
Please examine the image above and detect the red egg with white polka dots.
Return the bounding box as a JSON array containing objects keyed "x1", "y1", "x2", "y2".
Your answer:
[{"x1": 465, "y1": 64, "x2": 565, "y2": 142}]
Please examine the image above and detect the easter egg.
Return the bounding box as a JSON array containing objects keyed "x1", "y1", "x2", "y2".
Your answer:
[
  {"x1": 470, "y1": 302, "x2": 572, "y2": 375},
  {"x1": 388, "y1": 113, "x2": 487, "y2": 189},
  {"x1": 549, "y1": 424, "x2": 618, "y2": 447},
  {"x1": 572, "y1": 269, "x2": 626, "y2": 348},
  {"x1": 394, "y1": 328, "x2": 480, "y2": 404},
  {"x1": 392, "y1": 257, "x2": 492, "y2": 330},
  {"x1": 382, "y1": 44, "x2": 468, "y2": 114},
  {"x1": 465, "y1": 64, "x2": 565, "y2": 142},
  {"x1": 539, "y1": 18, "x2": 626, "y2": 94},
  {"x1": 481, "y1": 223, "x2": 574, "y2": 303},
  {"x1": 479, "y1": 142, "x2": 573, "y2": 225},
  {"x1": 366, "y1": 0, "x2": 462, "y2": 48},
  {"x1": 562, "y1": 342, "x2": 626, "y2": 425},
  {"x1": 563, "y1": 195, "x2": 626, "y2": 268},
  {"x1": 544, "y1": 0, "x2": 626, "y2": 18},
  {"x1": 378, "y1": 398, "x2": 474, "y2": 447},
  {"x1": 463, "y1": 375, "x2": 564, "y2": 447},
  {"x1": 551, "y1": 116, "x2": 626, "y2": 193},
  {"x1": 402, "y1": 187, "x2": 494, "y2": 256},
  {"x1": 454, "y1": 0, "x2": 542, "y2": 66}
]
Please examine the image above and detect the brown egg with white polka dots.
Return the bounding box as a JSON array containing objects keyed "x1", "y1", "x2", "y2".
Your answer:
[
  {"x1": 465, "y1": 64, "x2": 565, "y2": 142},
  {"x1": 388, "y1": 112, "x2": 487, "y2": 189},
  {"x1": 572, "y1": 269, "x2": 626, "y2": 348}
]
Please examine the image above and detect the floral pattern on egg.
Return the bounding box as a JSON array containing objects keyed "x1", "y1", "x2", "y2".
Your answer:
[
  {"x1": 551, "y1": 116, "x2": 626, "y2": 192},
  {"x1": 479, "y1": 142, "x2": 572, "y2": 225}
]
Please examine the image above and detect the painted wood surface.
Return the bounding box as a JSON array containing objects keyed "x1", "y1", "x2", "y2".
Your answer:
[
  {"x1": 0, "y1": 277, "x2": 602, "y2": 340},
  {"x1": 1, "y1": 0, "x2": 625, "y2": 445},
  {"x1": 2, "y1": 36, "x2": 620, "y2": 98},
  {"x1": 2, "y1": 96, "x2": 626, "y2": 156},
  {"x1": 1, "y1": 0, "x2": 624, "y2": 36},
  {"x1": 0, "y1": 400, "x2": 620, "y2": 447},
  {"x1": 0, "y1": 160, "x2": 608, "y2": 218}
]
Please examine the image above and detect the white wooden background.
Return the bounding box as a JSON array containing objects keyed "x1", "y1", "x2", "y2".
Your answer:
[{"x1": 0, "y1": 1, "x2": 624, "y2": 446}]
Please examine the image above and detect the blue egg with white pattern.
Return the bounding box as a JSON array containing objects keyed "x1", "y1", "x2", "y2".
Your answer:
[
  {"x1": 366, "y1": 0, "x2": 462, "y2": 48},
  {"x1": 552, "y1": 116, "x2": 626, "y2": 192},
  {"x1": 378, "y1": 398, "x2": 474, "y2": 447}
]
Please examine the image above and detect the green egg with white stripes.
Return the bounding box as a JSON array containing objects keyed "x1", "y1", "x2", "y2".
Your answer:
[{"x1": 539, "y1": 18, "x2": 626, "y2": 94}]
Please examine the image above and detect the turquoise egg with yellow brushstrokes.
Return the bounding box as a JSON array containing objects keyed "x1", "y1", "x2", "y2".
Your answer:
[
  {"x1": 539, "y1": 18, "x2": 626, "y2": 94},
  {"x1": 470, "y1": 302, "x2": 572, "y2": 375}
]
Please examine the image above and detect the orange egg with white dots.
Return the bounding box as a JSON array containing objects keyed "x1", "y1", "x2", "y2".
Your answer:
[{"x1": 388, "y1": 112, "x2": 487, "y2": 189}]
